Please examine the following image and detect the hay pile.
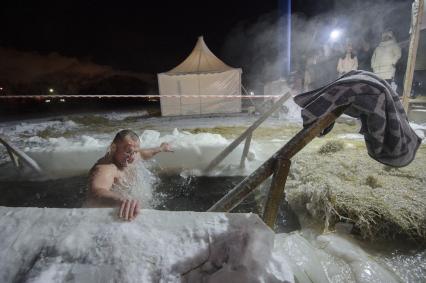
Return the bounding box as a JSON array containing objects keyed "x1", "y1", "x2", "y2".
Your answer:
[{"x1": 286, "y1": 139, "x2": 426, "y2": 242}]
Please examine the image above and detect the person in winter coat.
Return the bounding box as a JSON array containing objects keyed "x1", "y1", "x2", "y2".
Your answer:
[
  {"x1": 371, "y1": 31, "x2": 402, "y2": 81},
  {"x1": 337, "y1": 43, "x2": 358, "y2": 77}
]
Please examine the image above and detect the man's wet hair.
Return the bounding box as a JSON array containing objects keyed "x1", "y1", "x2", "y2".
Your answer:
[{"x1": 112, "y1": 129, "x2": 140, "y2": 144}]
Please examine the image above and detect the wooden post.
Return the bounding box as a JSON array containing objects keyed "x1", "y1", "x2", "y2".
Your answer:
[
  {"x1": 240, "y1": 133, "x2": 253, "y2": 168},
  {"x1": 204, "y1": 92, "x2": 291, "y2": 172},
  {"x1": 402, "y1": 0, "x2": 424, "y2": 112},
  {"x1": 262, "y1": 158, "x2": 291, "y2": 229},
  {"x1": 208, "y1": 105, "x2": 348, "y2": 212}
]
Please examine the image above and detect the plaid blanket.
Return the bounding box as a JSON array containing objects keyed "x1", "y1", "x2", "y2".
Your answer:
[{"x1": 294, "y1": 70, "x2": 421, "y2": 167}]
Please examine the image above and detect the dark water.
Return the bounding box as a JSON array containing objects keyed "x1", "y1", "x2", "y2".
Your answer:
[
  {"x1": 0, "y1": 175, "x2": 88, "y2": 208},
  {"x1": 0, "y1": 173, "x2": 300, "y2": 232},
  {"x1": 154, "y1": 174, "x2": 300, "y2": 232},
  {"x1": 154, "y1": 175, "x2": 253, "y2": 212}
]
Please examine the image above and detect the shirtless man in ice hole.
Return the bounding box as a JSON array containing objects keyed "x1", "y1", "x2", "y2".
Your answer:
[{"x1": 86, "y1": 129, "x2": 173, "y2": 221}]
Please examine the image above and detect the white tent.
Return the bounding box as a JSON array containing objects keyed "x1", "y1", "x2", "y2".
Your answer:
[{"x1": 158, "y1": 36, "x2": 242, "y2": 116}]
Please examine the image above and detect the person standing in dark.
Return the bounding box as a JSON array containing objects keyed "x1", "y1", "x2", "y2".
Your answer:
[{"x1": 357, "y1": 38, "x2": 373, "y2": 72}]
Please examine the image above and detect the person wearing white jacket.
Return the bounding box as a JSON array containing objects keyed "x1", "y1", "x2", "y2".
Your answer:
[{"x1": 371, "y1": 31, "x2": 402, "y2": 80}]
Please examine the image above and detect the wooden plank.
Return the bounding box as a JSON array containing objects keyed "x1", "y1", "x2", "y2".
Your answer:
[
  {"x1": 239, "y1": 133, "x2": 253, "y2": 168},
  {"x1": 262, "y1": 158, "x2": 291, "y2": 229},
  {"x1": 208, "y1": 105, "x2": 348, "y2": 212},
  {"x1": 204, "y1": 92, "x2": 292, "y2": 172},
  {"x1": 402, "y1": 0, "x2": 424, "y2": 112},
  {"x1": 0, "y1": 135, "x2": 42, "y2": 174}
]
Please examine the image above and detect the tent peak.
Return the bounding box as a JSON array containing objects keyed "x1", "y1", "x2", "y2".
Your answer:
[{"x1": 163, "y1": 36, "x2": 237, "y2": 75}]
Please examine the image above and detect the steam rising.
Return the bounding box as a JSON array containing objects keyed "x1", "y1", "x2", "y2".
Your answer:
[{"x1": 222, "y1": 0, "x2": 411, "y2": 92}]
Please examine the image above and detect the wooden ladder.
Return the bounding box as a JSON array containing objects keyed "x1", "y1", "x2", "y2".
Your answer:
[
  {"x1": 207, "y1": 106, "x2": 348, "y2": 229},
  {"x1": 204, "y1": 92, "x2": 292, "y2": 172},
  {"x1": 0, "y1": 135, "x2": 43, "y2": 175}
]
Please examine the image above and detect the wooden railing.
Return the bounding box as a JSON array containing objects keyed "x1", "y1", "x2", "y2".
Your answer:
[
  {"x1": 0, "y1": 135, "x2": 43, "y2": 175},
  {"x1": 207, "y1": 106, "x2": 348, "y2": 228},
  {"x1": 204, "y1": 92, "x2": 292, "y2": 172}
]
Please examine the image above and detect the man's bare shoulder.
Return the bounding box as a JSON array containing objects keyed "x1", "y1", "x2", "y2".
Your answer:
[{"x1": 90, "y1": 163, "x2": 119, "y2": 178}]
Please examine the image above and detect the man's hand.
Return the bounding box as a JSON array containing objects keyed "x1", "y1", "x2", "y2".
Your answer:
[
  {"x1": 119, "y1": 199, "x2": 140, "y2": 221},
  {"x1": 160, "y1": 142, "x2": 173, "y2": 152}
]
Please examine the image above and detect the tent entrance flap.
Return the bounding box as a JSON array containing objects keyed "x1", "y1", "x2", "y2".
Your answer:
[{"x1": 158, "y1": 70, "x2": 242, "y2": 116}]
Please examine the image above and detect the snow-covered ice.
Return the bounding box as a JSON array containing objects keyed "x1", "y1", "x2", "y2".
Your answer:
[
  {"x1": 0, "y1": 206, "x2": 407, "y2": 283},
  {"x1": 0, "y1": 207, "x2": 293, "y2": 283}
]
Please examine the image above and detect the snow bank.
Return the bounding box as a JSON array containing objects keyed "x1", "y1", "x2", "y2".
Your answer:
[
  {"x1": 409, "y1": 122, "x2": 426, "y2": 142},
  {"x1": 0, "y1": 119, "x2": 83, "y2": 166},
  {"x1": 0, "y1": 207, "x2": 293, "y2": 283},
  {"x1": 96, "y1": 110, "x2": 149, "y2": 121},
  {"x1": 140, "y1": 129, "x2": 252, "y2": 174},
  {"x1": 0, "y1": 120, "x2": 79, "y2": 139},
  {"x1": 0, "y1": 206, "x2": 406, "y2": 283}
]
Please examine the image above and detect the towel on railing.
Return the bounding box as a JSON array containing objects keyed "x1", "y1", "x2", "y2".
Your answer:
[{"x1": 293, "y1": 70, "x2": 421, "y2": 167}]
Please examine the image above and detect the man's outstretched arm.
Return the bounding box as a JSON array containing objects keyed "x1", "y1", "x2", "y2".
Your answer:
[{"x1": 139, "y1": 142, "x2": 173, "y2": 160}]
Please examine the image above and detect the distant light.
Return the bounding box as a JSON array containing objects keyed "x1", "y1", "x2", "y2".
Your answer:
[
  {"x1": 49, "y1": 88, "x2": 54, "y2": 93},
  {"x1": 250, "y1": 91, "x2": 254, "y2": 96},
  {"x1": 60, "y1": 98, "x2": 65, "y2": 102},
  {"x1": 330, "y1": 29, "x2": 342, "y2": 41},
  {"x1": 0, "y1": 87, "x2": 3, "y2": 91},
  {"x1": 45, "y1": 99, "x2": 51, "y2": 103}
]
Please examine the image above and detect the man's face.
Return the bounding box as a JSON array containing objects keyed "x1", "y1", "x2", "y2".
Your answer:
[
  {"x1": 113, "y1": 137, "x2": 140, "y2": 168},
  {"x1": 382, "y1": 32, "x2": 392, "y2": 41}
]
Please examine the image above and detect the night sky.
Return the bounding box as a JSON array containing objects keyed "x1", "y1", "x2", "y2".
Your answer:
[{"x1": 0, "y1": 0, "x2": 335, "y2": 74}]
